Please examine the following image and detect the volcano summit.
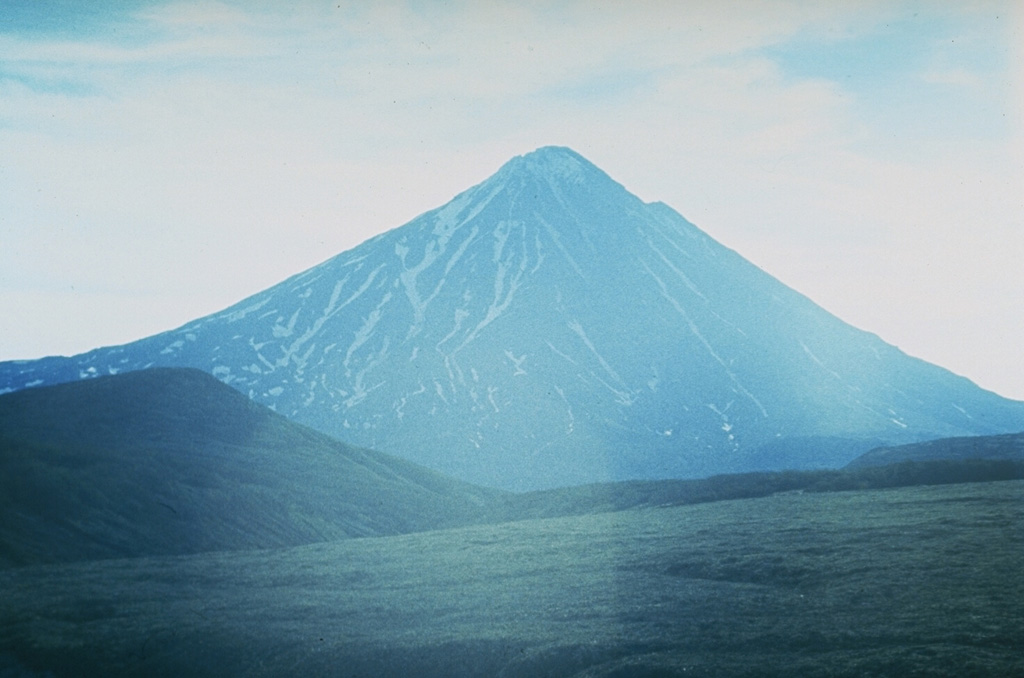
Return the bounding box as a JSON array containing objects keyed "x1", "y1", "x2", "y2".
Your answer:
[{"x1": 3, "y1": 147, "x2": 1022, "y2": 489}]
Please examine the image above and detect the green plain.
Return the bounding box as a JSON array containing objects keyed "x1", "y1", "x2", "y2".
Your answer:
[{"x1": 2, "y1": 479, "x2": 1022, "y2": 677}]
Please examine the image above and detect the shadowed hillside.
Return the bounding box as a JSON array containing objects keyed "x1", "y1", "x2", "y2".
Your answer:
[
  {"x1": 0, "y1": 368, "x2": 501, "y2": 567},
  {"x1": 848, "y1": 431, "x2": 1024, "y2": 468},
  {"x1": 4, "y1": 369, "x2": 1021, "y2": 569}
]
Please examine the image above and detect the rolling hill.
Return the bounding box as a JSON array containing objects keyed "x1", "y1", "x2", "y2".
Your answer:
[
  {"x1": 848, "y1": 430, "x2": 1024, "y2": 468},
  {"x1": 0, "y1": 368, "x2": 500, "y2": 567}
]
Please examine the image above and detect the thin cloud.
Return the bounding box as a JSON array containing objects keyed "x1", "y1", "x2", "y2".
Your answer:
[{"x1": 920, "y1": 67, "x2": 983, "y2": 87}]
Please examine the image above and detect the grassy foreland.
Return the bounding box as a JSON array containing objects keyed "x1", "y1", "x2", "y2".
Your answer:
[
  {"x1": 495, "y1": 458, "x2": 1024, "y2": 521},
  {"x1": 2, "y1": 479, "x2": 1022, "y2": 677}
]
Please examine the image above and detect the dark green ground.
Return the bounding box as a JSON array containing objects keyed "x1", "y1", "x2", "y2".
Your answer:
[{"x1": 2, "y1": 479, "x2": 1022, "y2": 677}]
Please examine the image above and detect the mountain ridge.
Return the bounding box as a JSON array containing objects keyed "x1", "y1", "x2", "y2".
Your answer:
[
  {"x1": 2, "y1": 146, "x2": 1023, "y2": 489},
  {"x1": 848, "y1": 430, "x2": 1024, "y2": 468}
]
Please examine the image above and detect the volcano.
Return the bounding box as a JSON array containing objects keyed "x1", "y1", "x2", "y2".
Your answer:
[{"x1": 3, "y1": 146, "x2": 1022, "y2": 489}]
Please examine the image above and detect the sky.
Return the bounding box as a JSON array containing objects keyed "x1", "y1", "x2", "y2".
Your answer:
[{"x1": 1, "y1": 0, "x2": 1022, "y2": 399}]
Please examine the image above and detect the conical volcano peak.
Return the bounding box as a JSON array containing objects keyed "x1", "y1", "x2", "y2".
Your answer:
[
  {"x1": 497, "y1": 145, "x2": 609, "y2": 186},
  {"x1": 3, "y1": 148, "x2": 1024, "y2": 491}
]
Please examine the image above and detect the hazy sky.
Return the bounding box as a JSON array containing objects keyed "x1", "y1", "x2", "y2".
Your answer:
[{"x1": 2, "y1": 1, "x2": 1022, "y2": 399}]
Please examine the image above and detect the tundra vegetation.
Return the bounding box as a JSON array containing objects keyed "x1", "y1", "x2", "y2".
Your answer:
[
  {"x1": 2, "y1": 370, "x2": 1022, "y2": 676},
  {"x1": 2, "y1": 477, "x2": 1022, "y2": 677}
]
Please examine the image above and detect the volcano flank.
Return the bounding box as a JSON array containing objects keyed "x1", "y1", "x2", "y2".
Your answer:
[{"x1": 3, "y1": 147, "x2": 1022, "y2": 489}]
